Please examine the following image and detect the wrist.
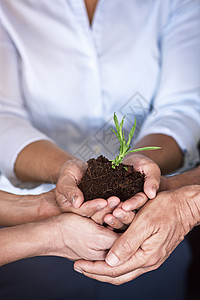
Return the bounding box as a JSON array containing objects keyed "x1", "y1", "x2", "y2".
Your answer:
[
  {"x1": 159, "y1": 175, "x2": 179, "y2": 192},
  {"x1": 175, "y1": 186, "x2": 200, "y2": 232}
]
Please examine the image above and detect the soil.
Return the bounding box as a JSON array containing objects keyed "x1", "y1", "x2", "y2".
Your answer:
[{"x1": 78, "y1": 155, "x2": 145, "y2": 202}]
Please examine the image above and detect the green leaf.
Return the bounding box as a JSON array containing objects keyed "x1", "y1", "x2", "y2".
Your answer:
[
  {"x1": 111, "y1": 128, "x2": 119, "y2": 139},
  {"x1": 119, "y1": 116, "x2": 125, "y2": 141},
  {"x1": 127, "y1": 118, "x2": 136, "y2": 147},
  {"x1": 111, "y1": 113, "x2": 161, "y2": 168},
  {"x1": 122, "y1": 130, "x2": 125, "y2": 141},
  {"x1": 126, "y1": 146, "x2": 161, "y2": 154},
  {"x1": 113, "y1": 113, "x2": 120, "y2": 136}
]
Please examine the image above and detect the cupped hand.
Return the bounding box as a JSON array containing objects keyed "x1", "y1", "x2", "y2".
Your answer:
[
  {"x1": 55, "y1": 159, "x2": 88, "y2": 209},
  {"x1": 55, "y1": 159, "x2": 112, "y2": 213},
  {"x1": 55, "y1": 160, "x2": 126, "y2": 228},
  {"x1": 39, "y1": 189, "x2": 110, "y2": 221},
  {"x1": 74, "y1": 186, "x2": 200, "y2": 285},
  {"x1": 104, "y1": 153, "x2": 160, "y2": 229},
  {"x1": 51, "y1": 213, "x2": 119, "y2": 261},
  {"x1": 123, "y1": 153, "x2": 161, "y2": 199}
]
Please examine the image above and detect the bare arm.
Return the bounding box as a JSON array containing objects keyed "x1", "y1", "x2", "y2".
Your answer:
[
  {"x1": 0, "y1": 219, "x2": 55, "y2": 266},
  {"x1": 134, "y1": 134, "x2": 184, "y2": 175},
  {"x1": 0, "y1": 190, "x2": 61, "y2": 227},
  {"x1": 160, "y1": 164, "x2": 200, "y2": 192},
  {"x1": 0, "y1": 213, "x2": 118, "y2": 267},
  {"x1": 14, "y1": 140, "x2": 76, "y2": 183}
]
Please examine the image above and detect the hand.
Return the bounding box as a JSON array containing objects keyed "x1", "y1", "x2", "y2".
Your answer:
[
  {"x1": 51, "y1": 213, "x2": 119, "y2": 261},
  {"x1": 123, "y1": 153, "x2": 161, "y2": 199},
  {"x1": 55, "y1": 159, "x2": 87, "y2": 209},
  {"x1": 74, "y1": 186, "x2": 200, "y2": 285},
  {"x1": 103, "y1": 154, "x2": 160, "y2": 229},
  {"x1": 55, "y1": 160, "x2": 123, "y2": 226},
  {"x1": 104, "y1": 192, "x2": 147, "y2": 230}
]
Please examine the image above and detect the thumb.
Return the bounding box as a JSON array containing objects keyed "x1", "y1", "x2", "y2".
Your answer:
[
  {"x1": 105, "y1": 218, "x2": 148, "y2": 267},
  {"x1": 143, "y1": 167, "x2": 161, "y2": 199}
]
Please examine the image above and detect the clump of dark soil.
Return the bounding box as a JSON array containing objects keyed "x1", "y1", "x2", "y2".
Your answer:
[{"x1": 78, "y1": 155, "x2": 145, "y2": 202}]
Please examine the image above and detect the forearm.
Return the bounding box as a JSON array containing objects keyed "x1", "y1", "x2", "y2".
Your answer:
[
  {"x1": 160, "y1": 165, "x2": 200, "y2": 192},
  {"x1": 14, "y1": 140, "x2": 76, "y2": 183},
  {"x1": 0, "y1": 218, "x2": 56, "y2": 267},
  {"x1": 0, "y1": 191, "x2": 36, "y2": 226},
  {"x1": 135, "y1": 134, "x2": 184, "y2": 175},
  {"x1": 0, "y1": 190, "x2": 60, "y2": 226}
]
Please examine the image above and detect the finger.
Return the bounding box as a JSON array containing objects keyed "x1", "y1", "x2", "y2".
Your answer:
[
  {"x1": 104, "y1": 213, "x2": 127, "y2": 230},
  {"x1": 57, "y1": 175, "x2": 84, "y2": 210},
  {"x1": 124, "y1": 155, "x2": 161, "y2": 199},
  {"x1": 74, "y1": 261, "x2": 152, "y2": 285},
  {"x1": 112, "y1": 208, "x2": 135, "y2": 225},
  {"x1": 105, "y1": 215, "x2": 151, "y2": 267},
  {"x1": 142, "y1": 165, "x2": 161, "y2": 199},
  {"x1": 67, "y1": 198, "x2": 108, "y2": 217},
  {"x1": 122, "y1": 192, "x2": 148, "y2": 211},
  {"x1": 74, "y1": 255, "x2": 146, "y2": 281},
  {"x1": 92, "y1": 196, "x2": 120, "y2": 225},
  {"x1": 56, "y1": 176, "x2": 84, "y2": 210},
  {"x1": 57, "y1": 160, "x2": 87, "y2": 209},
  {"x1": 75, "y1": 266, "x2": 143, "y2": 285},
  {"x1": 107, "y1": 196, "x2": 121, "y2": 209},
  {"x1": 143, "y1": 174, "x2": 160, "y2": 199}
]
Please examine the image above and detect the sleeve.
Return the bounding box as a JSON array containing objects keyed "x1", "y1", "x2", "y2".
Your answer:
[
  {"x1": 135, "y1": 0, "x2": 200, "y2": 171},
  {"x1": 0, "y1": 18, "x2": 52, "y2": 186}
]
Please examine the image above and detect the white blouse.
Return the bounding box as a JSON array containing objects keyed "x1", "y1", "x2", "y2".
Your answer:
[{"x1": 0, "y1": 0, "x2": 200, "y2": 186}]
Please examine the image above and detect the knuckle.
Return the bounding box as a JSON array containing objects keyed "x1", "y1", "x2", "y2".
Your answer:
[
  {"x1": 108, "y1": 269, "x2": 119, "y2": 278},
  {"x1": 147, "y1": 253, "x2": 160, "y2": 267},
  {"x1": 120, "y1": 238, "x2": 133, "y2": 254}
]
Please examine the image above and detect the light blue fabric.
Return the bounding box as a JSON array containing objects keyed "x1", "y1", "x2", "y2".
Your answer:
[
  {"x1": 0, "y1": 1, "x2": 197, "y2": 298},
  {"x1": 0, "y1": 0, "x2": 200, "y2": 186}
]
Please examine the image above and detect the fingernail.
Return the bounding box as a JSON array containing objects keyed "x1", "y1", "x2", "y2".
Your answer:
[
  {"x1": 74, "y1": 267, "x2": 83, "y2": 274},
  {"x1": 108, "y1": 218, "x2": 115, "y2": 225},
  {"x1": 106, "y1": 252, "x2": 119, "y2": 267},
  {"x1": 151, "y1": 186, "x2": 157, "y2": 198},
  {"x1": 71, "y1": 195, "x2": 78, "y2": 204},
  {"x1": 117, "y1": 214, "x2": 124, "y2": 220},
  {"x1": 97, "y1": 204, "x2": 107, "y2": 210},
  {"x1": 109, "y1": 202, "x2": 118, "y2": 209},
  {"x1": 152, "y1": 186, "x2": 157, "y2": 192}
]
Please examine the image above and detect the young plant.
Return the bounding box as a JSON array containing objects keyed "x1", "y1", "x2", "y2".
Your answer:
[{"x1": 110, "y1": 113, "x2": 161, "y2": 169}]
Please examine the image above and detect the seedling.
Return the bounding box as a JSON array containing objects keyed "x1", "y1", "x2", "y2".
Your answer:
[{"x1": 110, "y1": 113, "x2": 161, "y2": 169}]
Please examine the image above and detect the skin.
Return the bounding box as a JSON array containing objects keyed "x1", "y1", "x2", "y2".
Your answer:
[
  {"x1": 0, "y1": 213, "x2": 118, "y2": 267},
  {"x1": 55, "y1": 153, "x2": 161, "y2": 229},
  {"x1": 74, "y1": 168, "x2": 200, "y2": 285},
  {"x1": 14, "y1": 135, "x2": 182, "y2": 230},
  {"x1": 0, "y1": 190, "x2": 119, "y2": 266},
  {"x1": 84, "y1": 0, "x2": 99, "y2": 24},
  {"x1": 134, "y1": 134, "x2": 184, "y2": 175},
  {"x1": 2, "y1": 0, "x2": 189, "y2": 278}
]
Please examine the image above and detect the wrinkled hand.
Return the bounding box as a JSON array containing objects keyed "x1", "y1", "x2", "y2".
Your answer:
[
  {"x1": 55, "y1": 160, "x2": 125, "y2": 227},
  {"x1": 74, "y1": 186, "x2": 200, "y2": 285},
  {"x1": 56, "y1": 154, "x2": 160, "y2": 231},
  {"x1": 104, "y1": 192, "x2": 147, "y2": 230},
  {"x1": 51, "y1": 213, "x2": 119, "y2": 261}
]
